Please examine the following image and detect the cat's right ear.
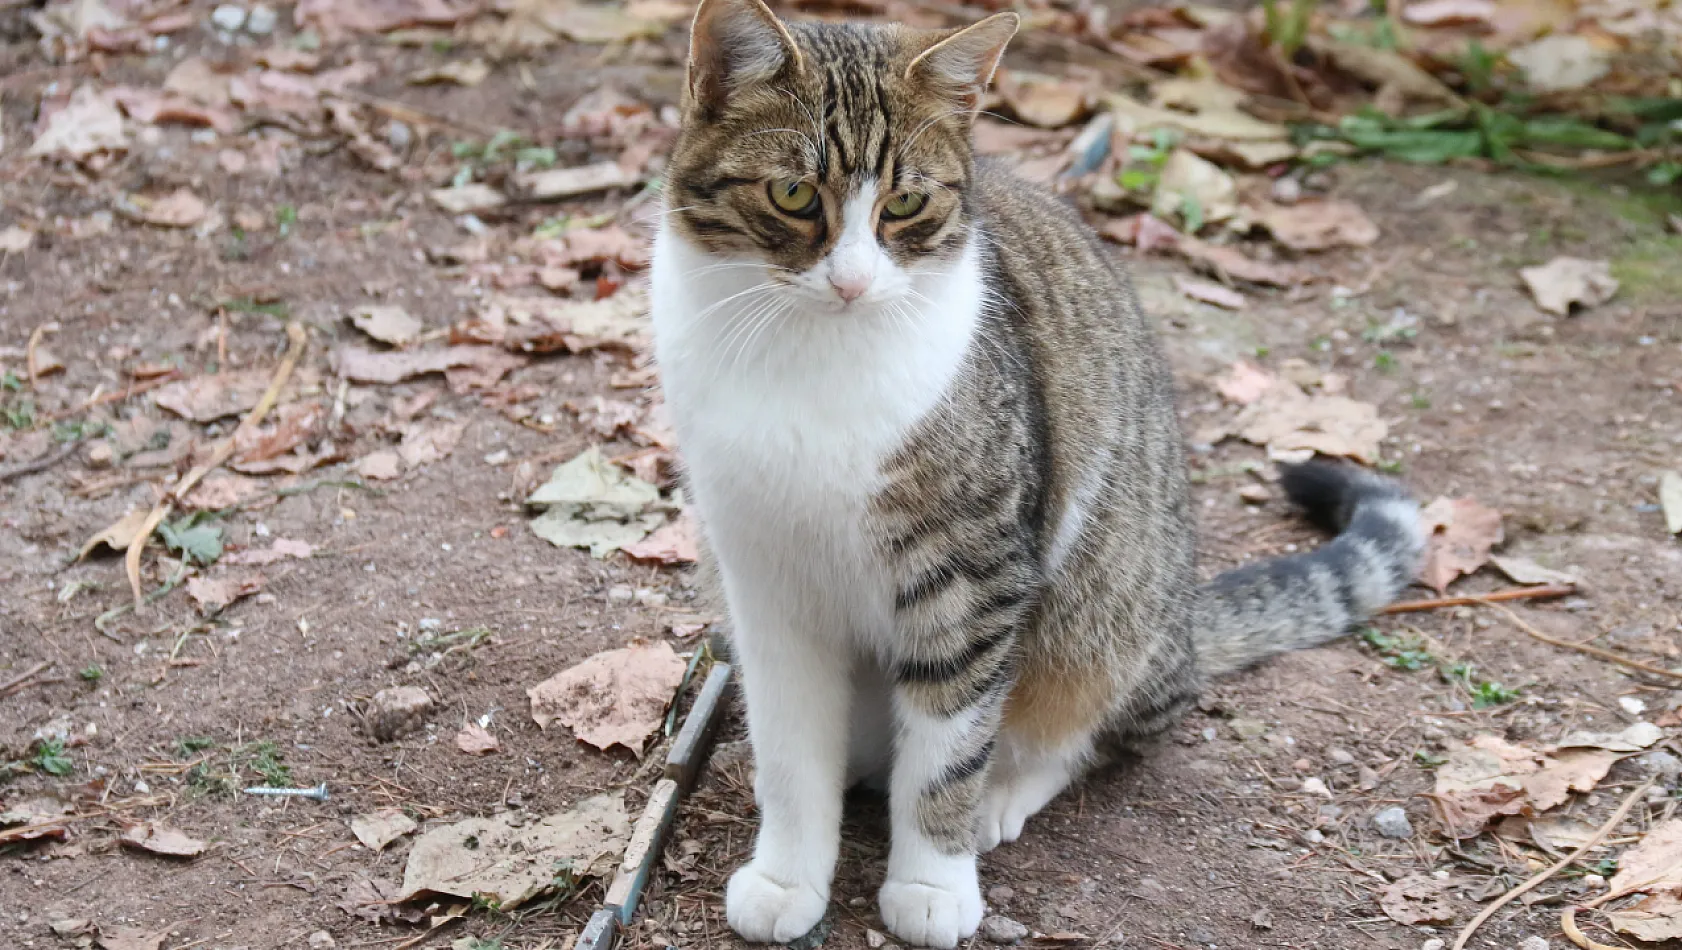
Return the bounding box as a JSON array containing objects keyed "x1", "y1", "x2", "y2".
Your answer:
[
  {"x1": 906, "y1": 12, "x2": 1019, "y2": 114},
  {"x1": 685, "y1": 0, "x2": 803, "y2": 116}
]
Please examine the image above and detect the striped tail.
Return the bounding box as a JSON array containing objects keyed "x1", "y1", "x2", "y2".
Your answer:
[{"x1": 1194, "y1": 461, "x2": 1426, "y2": 677}]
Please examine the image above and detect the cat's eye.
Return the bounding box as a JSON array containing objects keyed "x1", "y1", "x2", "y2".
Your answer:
[
  {"x1": 882, "y1": 192, "x2": 927, "y2": 220},
  {"x1": 768, "y1": 180, "x2": 820, "y2": 218}
]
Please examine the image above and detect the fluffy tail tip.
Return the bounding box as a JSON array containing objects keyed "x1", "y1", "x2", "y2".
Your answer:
[{"x1": 1278, "y1": 459, "x2": 1408, "y2": 533}]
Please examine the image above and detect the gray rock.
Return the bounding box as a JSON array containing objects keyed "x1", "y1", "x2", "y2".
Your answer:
[
  {"x1": 369, "y1": 686, "x2": 433, "y2": 741},
  {"x1": 1421, "y1": 940, "x2": 1445, "y2": 950},
  {"x1": 980, "y1": 916, "x2": 1029, "y2": 945},
  {"x1": 1518, "y1": 938, "x2": 1549, "y2": 950},
  {"x1": 307, "y1": 932, "x2": 335, "y2": 950},
  {"x1": 386, "y1": 121, "x2": 413, "y2": 152},
  {"x1": 211, "y1": 4, "x2": 247, "y2": 30},
  {"x1": 246, "y1": 3, "x2": 277, "y2": 34},
  {"x1": 1641, "y1": 750, "x2": 1682, "y2": 782},
  {"x1": 986, "y1": 884, "x2": 1015, "y2": 904},
  {"x1": 1373, "y1": 806, "x2": 1414, "y2": 839}
]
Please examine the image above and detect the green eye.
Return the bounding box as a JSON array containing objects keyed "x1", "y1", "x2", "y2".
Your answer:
[
  {"x1": 882, "y1": 192, "x2": 927, "y2": 220},
  {"x1": 769, "y1": 180, "x2": 820, "y2": 217}
]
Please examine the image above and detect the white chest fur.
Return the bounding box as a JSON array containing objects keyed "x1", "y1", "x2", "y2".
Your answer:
[{"x1": 650, "y1": 224, "x2": 984, "y2": 649}]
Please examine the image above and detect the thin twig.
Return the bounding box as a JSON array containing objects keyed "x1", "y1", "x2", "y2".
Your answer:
[
  {"x1": 45, "y1": 369, "x2": 183, "y2": 422},
  {"x1": 0, "y1": 441, "x2": 79, "y2": 483},
  {"x1": 1480, "y1": 600, "x2": 1682, "y2": 684},
  {"x1": 0, "y1": 661, "x2": 51, "y2": 697},
  {"x1": 1380, "y1": 585, "x2": 1576, "y2": 614},
  {"x1": 1563, "y1": 907, "x2": 1626, "y2": 950},
  {"x1": 122, "y1": 323, "x2": 307, "y2": 605},
  {"x1": 1452, "y1": 778, "x2": 1654, "y2": 950}
]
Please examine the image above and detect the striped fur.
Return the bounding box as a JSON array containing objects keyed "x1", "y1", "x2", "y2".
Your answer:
[{"x1": 651, "y1": 3, "x2": 1425, "y2": 947}]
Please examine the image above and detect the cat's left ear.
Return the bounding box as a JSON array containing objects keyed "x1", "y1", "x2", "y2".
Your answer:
[
  {"x1": 685, "y1": 0, "x2": 803, "y2": 116},
  {"x1": 906, "y1": 12, "x2": 1019, "y2": 113}
]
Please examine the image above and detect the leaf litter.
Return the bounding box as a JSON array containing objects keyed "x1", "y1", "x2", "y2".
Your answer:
[
  {"x1": 1418, "y1": 496, "x2": 1504, "y2": 593},
  {"x1": 526, "y1": 446, "x2": 668, "y2": 558},
  {"x1": 527, "y1": 639, "x2": 687, "y2": 752}
]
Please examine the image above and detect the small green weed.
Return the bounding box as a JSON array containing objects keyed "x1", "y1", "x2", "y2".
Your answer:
[
  {"x1": 32, "y1": 739, "x2": 74, "y2": 776},
  {"x1": 1373, "y1": 350, "x2": 1397, "y2": 373},
  {"x1": 1, "y1": 370, "x2": 21, "y2": 392},
  {"x1": 1409, "y1": 392, "x2": 1431, "y2": 410},
  {"x1": 78, "y1": 665, "x2": 103, "y2": 682},
  {"x1": 158, "y1": 514, "x2": 223, "y2": 566},
  {"x1": 1361, "y1": 628, "x2": 1433, "y2": 670},
  {"x1": 3, "y1": 399, "x2": 36, "y2": 429},
  {"x1": 275, "y1": 204, "x2": 298, "y2": 237}
]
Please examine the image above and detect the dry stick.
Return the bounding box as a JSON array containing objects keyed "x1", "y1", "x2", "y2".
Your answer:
[
  {"x1": 1561, "y1": 909, "x2": 1622, "y2": 950},
  {"x1": 0, "y1": 661, "x2": 50, "y2": 697},
  {"x1": 0, "y1": 441, "x2": 79, "y2": 484},
  {"x1": 121, "y1": 323, "x2": 308, "y2": 605},
  {"x1": 1379, "y1": 584, "x2": 1576, "y2": 614},
  {"x1": 45, "y1": 369, "x2": 183, "y2": 423},
  {"x1": 1479, "y1": 599, "x2": 1682, "y2": 685},
  {"x1": 1451, "y1": 778, "x2": 1654, "y2": 950}
]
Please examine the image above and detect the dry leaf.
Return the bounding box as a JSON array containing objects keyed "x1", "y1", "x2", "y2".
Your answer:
[
  {"x1": 186, "y1": 570, "x2": 266, "y2": 614},
  {"x1": 1249, "y1": 199, "x2": 1379, "y2": 251},
  {"x1": 108, "y1": 86, "x2": 238, "y2": 134},
  {"x1": 409, "y1": 58, "x2": 490, "y2": 87},
  {"x1": 1432, "y1": 734, "x2": 1540, "y2": 837},
  {"x1": 997, "y1": 71, "x2": 1089, "y2": 128},
  {"x1": 125, "y1": 188, "x2": 208, "y2": 228},
  {"x1": 455, "y1": 724, "x2": 500, "y2": 755},
  {"x1": 1213, "y1": 360, "x2": 1278, "y2": 405},
  {"x1": 1607, "y1": 892, "x2": 1682, "y2": 943},
  {"x1": 1232, "y1": 383, "x2": 1387, "y2": 464},
  {"x1": 429, "y1": 183, "x2": 506, "y2": 214},
  {"x1": 154, "y1": 370, "x2": 275, "y2": 422},
  {"x1": 1105, "y1": 81, "x2": 1291, "y2": 143},
  {"x1": 30, "y1": 85, "x2": 128, "y2": 161},
  {"x1": 527, "y1": 446, "x2": 665, "y2": 557},
  {"x1": 1611, "y1": 818, "x2": 1682, "y2": 895},
  {"x1": 1379, "y1": 874, "x2": 1456, "y2": 925},
  {"x1": 0, "y1": 796, "x2": 73, "y2": 842},
  {"x1": 1520, "y1": 257, "x2": 1618, "y2": 315},
  {"x1": 621, "y1": 511, "x2": 699, "y2": 565},
  {"x1": 565, "y1": 396, "x2": 644, "y2": 439},
  {"x1": 397, "y1": 420, "x2": 466, "y2": 469},
  {"x1": 350, "y1": 305, "x2": 424, "y2": 346},
  {"x1": 1556, "y1": 722, "x2": 1664, "y2": 753},
  {"x1": 226, "y1": 538, "x2": 314, "y2": 565},
  {"x1": 1180, "y1": 237, "x2": 1307, "y2": 287},
  {"x1": 518, "y1": 162, "x2": 642, "y2": 200},
  {"x1": 182, "y1": 471, "x2": 266, "y2": 510},
  {"x1": 351, "y1": 808, "x2": 418, "y2": 850},
  {"x1": 1660, "y1": 470, "x2": 1682, "y2": 535},
  {"x1": 96, "y1": 928, "x2": 166, "y2": 950},
  {"x1": 1489, "y1": 555, "x2": 1577, "y2": 587},
  {"x1": 1418, "y1": 496, "x2": 1502, "y2": 593},
  {"x1": 232, "y1": 400, "x2": 325, "y2": 468},
  {"x1": 119, "y1": 822, "x2": 205, "y2": 857},
  {"x1": 355, "y1": 450, "x2": 404, "y2": 481},
  {"x1": 294, "y1": 0, "x2": 483, "y2": 38},
  {"x1": 399, "y1": 793, "x2": 630, "y2": 907},
  {"x1": 1508, "y1": 35, "x2": 1609, "y2": 93},
  {"x1": 462, "y1": 292, "x2": 648, "y2": 356},
  {"x1": 1403, "y1": 0, "x2": 1496, "y2": 26},
  {"x1": 78, "y1": 508, "x2": 150, "y2": 560},
  {"x1": 334, "y1": 345, "x2": 525, "y2": 387},
  {"x1": 0, "y1": 226, "x2": 34, "y2": 253},
  {"x1": 527, "y1": 640, "x2": 687, "y2": 752},
  {"x1": 1152, "y1": 150, "x2": 1238, "y2": 227},
  {"x1": 1174, "y1": 276, "x2": 1247, "y2": 310},
  {"x1": 1522, "y1": 749, "x2": 1617, "y2": 811}
]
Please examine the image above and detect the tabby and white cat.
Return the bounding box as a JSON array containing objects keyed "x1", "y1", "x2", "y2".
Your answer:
[{"x1": 649, "y1": 2, "x2": 1425, "y2": 946}]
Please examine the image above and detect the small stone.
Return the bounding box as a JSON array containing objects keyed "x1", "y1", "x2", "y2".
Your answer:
[
  {"x1": 1619, "y1": 696, "x2": 1648, "y2": 716},
  {"x1": 1230, "y1": 718, "x2": 1268, "y2": 739},
  {"x1": 211, "y1": 4, "x2": 247, "y2": 30},
  {"x1": 987, "y1": 884, "x2": 1016, "y2": 904},
  {"x1": 979, "y1": 916, "x2": 1029, "y2": 945},
  {"x1": 1518, "y1": 938, "x2": 1549, "y2": 950},
  {"x1": 1250, "y1": 908, "x2": 1273, "y2": 929},
  {"x1": 307, "y1": 932, "x2": 335, "y2": 950},
  {"x1": 386, "y1": 121, "x2": 413, "y2": 152},
  {"x1": 1329, "y1": 748, "x2": 1355, "y2": 766},
  {"x1": 1200, "y1": 726, "x2": 1217, "y2": 741},
  {"x1": 1584, "y1": 873, "x2": 1607, "y2": 889},
  {"x1": 370, "y1": 685, "x2": 433, "y2": 741},
  {"x1": 1372, "y1": 806, "x2": 1413, "y2": 839},
  {"x1": 865, "y1": 930, "x2": 887, "y2": 949},
  {"x1": 1188, "y1": 926, "x2": 1217, "y2": 946},
  {"x1": 1421, "y1": 940, "x2": 1445, "y2": 950},
  {"x1": 87, "y1": 442, "x2": 114, "y2": 468},
  {"x1": 1300, "y1": 776, "x2": 1331, "y2": 798},
  {"x1": 245, "y1": 3, "x2": 277, "y2": 34},
  {"x1": 1238, "y1": 484, "x2": 1271, "y2": 504},
  {"x1": 1302, "y1": 828, "x2": 1324, "y2": 844},
  {"x1": 1357, "y1": 766, "x2": 1381, "y2": 790},
  {"x1": 1271, "y1": 176, "x2": 1302, "y2": 205},
  {"x1": 608, "y1": 585, "x2": 634, "y2": 604}
]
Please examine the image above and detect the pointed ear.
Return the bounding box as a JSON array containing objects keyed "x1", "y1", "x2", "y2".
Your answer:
[
  {"x1": 906, "y1": 12, "x2": 1019, "y2": 112},
  {"x1": 685, "y1": 0, "x2": 803, "y2": 115}
]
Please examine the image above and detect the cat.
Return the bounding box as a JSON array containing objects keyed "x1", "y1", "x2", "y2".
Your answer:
[{"x1": 648, "y1": 2, "x2": 1426, "y2": 947}]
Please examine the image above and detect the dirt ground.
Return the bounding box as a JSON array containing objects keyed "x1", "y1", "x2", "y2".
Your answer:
[{"x1": 2, "y1": 3, "x2": 1681, "y2": 950}]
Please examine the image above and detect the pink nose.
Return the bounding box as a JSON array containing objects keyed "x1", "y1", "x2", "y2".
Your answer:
[{"x1": 830, "y1": 275, "x2": 870, "y2": 302}]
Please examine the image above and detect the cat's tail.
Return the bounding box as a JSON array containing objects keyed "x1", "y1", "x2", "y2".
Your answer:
[{"x1": 1193, "y1": 461, "x2": 1425, "y2": 678}]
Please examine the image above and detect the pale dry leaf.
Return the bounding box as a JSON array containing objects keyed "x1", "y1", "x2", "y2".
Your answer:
[
  {"x1": 621, "y1": 510, "x2": 699, "y2": 565},
  {"x1": 350, "y1": 808, "x2": 418, "y2": 850},
  {"x1": 1152, "y1": 149, "x2": 1238, "y2": 227},
  {"x1": 518, "y1": 161, "x2": 642, "y2": 201},
  {"x1": 1180, "y1": 237, "x2": 1308, "y2": 287},
  {"x1": 1213, "y1": 360, "x2": 1278, "y2": 405},
  {"x1": 0, "y1": 226, "x2": 34, "y2": 253},
  {"x1": 527, "y1": 446, "x2": 661, "y2": 516},
  {"x1": 96, "y1": 928, "x2": 166, "y2": 950},
  {"x1": 107, "y1": 86, "x2": 238, "y2": 134},
  {"x1": 399, "y1": 792, "x2": 630, "y2": 907},
  {"x1": 30, "y1": 85, "x2": 128, "y2": 160},
  {"x1": 127, "y1": 188, "x2": 208, "y2": 228},
  {"x1": 226, "y1": 538, "x2": 314, "y2": 565},
  {"x1": 350, "y1": 305, "x2": 424, "y2": 346},
  {"x1": 1432, "y1": 734, "x2": 1540, "y2": 838},
  {"x1": 355, "y1": 449, "x2": 404, "y2": 481},
  {"x1": 0, "y1": 796, "x2": 73, "y2": 842},
  {"x1": 164, "y1": 56, "x2": 232, "y2": 105},
  {"x1": 1304, "y1": 36, "x2": 1462, "y2": 105},
  {"x1": 527, "y1": 640, "x2": 687, "y2": 752},
  {"x1": 1520, "y1": 257, "x2": 1618, "y2": 315},
  {"x1": 1489, "y1": 555, "x2": 1577, "y2": 587},
  {"x1": 1607, "y1": 892, "x2": 1682, "y2": 943},
  {"x1": 118, "y1": 821, "x2": 205, "y2": 857},
  {"x1": 1379, "y1": 874, "x2": 1457, "y2": 925},
  {"x1": 1249, "y1": 199, "x2": 1379, "y2": 251},
  {"x1": 77, "y1": 508, "x2": 151, "y2": 560},
  {"x1": 455, "y1": 723, "x2": 500, "y2": 755},
  {"x1": 1105, "y1": 82, "x2": 1291, "y2": 143},
  {"x1": 409, "y1": 58, "x2": 490, "y2": 87},
  {"x1": 1556, "y1": 722, "x2": 1664, "y2": 753},
  {"x1": 1509, "y1": 35, "x2": 1609, "y2": 93},
  {"x1": 334, "y1": 345, "x2": 525, "y2": 386},
  {"x1": 154, "y1": 370, "x2": 275, "y2": 421},
  {"x1": 1660, "y1": 471, "x2": 1682, "y2": 535},
  {"x1": 1523, "y1": 749, "x2": 1618, "y2": 811},
  {"x1": 1611, "y1": 818, "x2": 1682, "y2": 895},
  {"x1": 1174, "y1": 275, "x2": 1247, "y2": 310},
  {"x1": 397, "y1": 420, "x2": 467, "y2": 469},
  {"x1": 488, "y1": 0, "x2": 668, "y2": 47},
  {"x1": 182, "y1": 471, "x2": 266, "y2": 510},
  {"x1": 185, "y1": 569, "x2": 266, "y2": 614},
  {"x1": 429, "y1": 183, "x2": 506, "y2": 214},
  {"x1": 565, "y1": 396, "x2": 644, "y2": 439},
  {"x1": 1233, "y1": 383, "x2": 1387, "y2": 464},
  {"x1": 1418, "y1": 496, "x2": 1503, "y2": 593},
  {"x1": 294, "y1": 0, "x2": 482, "y2": 38},
  {"x1": 997, "y1": 71, "x2": 1089, "y2": 129},
  {"x1": 1403, "y1": 0, "x2": 1496, "y2": 26}
]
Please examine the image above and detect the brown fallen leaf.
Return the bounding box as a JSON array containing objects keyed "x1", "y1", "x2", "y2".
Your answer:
[
  {"x1": 1403, "y1": 0, "x2": 1496, "y2": 26},
  {"x1": 349, "y1": 305, "x2": 424, "y2": 347},
  {"x1": 186, "y1": 570, "x2": 266, "y2": 615},
  {"x1": 77, "y1": 508, "x2": 151, "y2": 561},
  {"x1": 996, "y1": 71, "x2": 1089, "y2": 128},
  {"x1": 527, "y1": 640, "x2": 687, "y2": 752},
  {"x1": 409, "y1": 58, "x2": 491, "y2": 87},
  {"x1": 1431, "y1": 734, "x2": 1539, "y2": 838},
  {"x1": 225, "y1": 538, "x2": 314, "y2": 566},
  {"x1": 232, "y1": 400, "x2": 324, "y2": 468},
  {"x1": 1174, "y1": 275, "x2": 1247, "y2": 310},
  {"x1": 621, "y1": 511, "x2": 699, "y2": 565},
  {"x1": 154, "y1": 370, "x2": 276, "y2": 422},
  {"x1": 1180, "y1": 237, "x2": 1308, "y2": 287},
  {"x1": 1212, "y1": 360, "x2": 1278, "y2": 405},
  {"x1": 1418, "y1": 496, "x2": 1503, "y2": 593},
  {"x1": 182, "y1": 471, "x2": 266, "y2": 510},
  {"x1": 565, "y1": 396, "x2": 645, "y2": 439},
  {"x1": 294, "y1": 0, "x2": 483, "y2": 38},
  {"x1": 455, "y1": 724, "x2": 500, "y2": 755},
  {"x1": 119, "y1": 821, "x2": 206, "y2": 858},
  {"x1": 354, "y1": 450, "x2": 404, "y2": 481},
  {"x1": 1098, "y1": 213, "x2": 1186, "y2": 254},
  {"x1": 1379, "y1": 874, "x2": 1457, "y2": 925},
  {"x1": 397, "y1": 420, "x2": 467, "y2": 469},
  {"x1": 457, "y1": 292, "x2": 647, "y2": 355},
  {"x1": 333, "y1": 345, "x2": 526, "y2": 387},
  {"x1": 1522, "y1": 749, "x2": 1618, "y2": 811},
  {"x1": 108, "y1": 86, "x2": 238, "y2": 134},
  {"x1": 0, "y1": 796, "x2": 74, "y2": 843},
  {"x1": 1248, "y1": 199, "x2": 1379, "y2": 251},
  {"x1": 1520, "y1": 256, "x2": 1618, "y2": 315},
  {"x1": 1230, "y1": 383, "x2": 1387, "y2": 464},
  {"x1": 30, "y1": 85, "x2": 128, "y2": 161},
  {"x1": 350, "y1": 808, "x2": 418, "y2": 850},
  {"x1": 1607, "y1": 892, "x2": 1682, "y2": 944},
  {"x1": 96, "y1": 928, "x2": 167, "y2": 950},
  {"x1": 1489, "y1": 554, "x2": 1577, "y2": 587},
  {"x1": 1611, "y1": 817, "x2": 1682, "y2": 895},
  {"x1": 124, "y1": 188, "x2": 208, "y2": 228}
]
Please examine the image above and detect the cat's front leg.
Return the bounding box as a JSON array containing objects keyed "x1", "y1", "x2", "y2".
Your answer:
[{"x1": 725, "y1": 592, "x2": 852, "y2": 944}]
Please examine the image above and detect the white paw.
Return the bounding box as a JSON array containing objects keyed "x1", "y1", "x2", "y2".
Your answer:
[
  {"x1": 879, "y1": 869, "x2": 983, "y2": 949},
  {"x1": 726, "y1": 861, "x2": 829, "y2": 944},
  {"x1": 977, "y1": 783, "x2": 1034, "y2": 853}
]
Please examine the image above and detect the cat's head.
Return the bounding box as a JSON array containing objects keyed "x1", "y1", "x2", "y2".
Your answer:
[{"x1": 664, "y1": 0, "x2": 1017, "y2": 311}]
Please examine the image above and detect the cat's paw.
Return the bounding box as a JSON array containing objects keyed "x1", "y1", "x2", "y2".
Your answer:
[
  {"x1": 726, "y1": 862, "x2": 829, "y2": 944},
  {"x1": 879, "y1": 869, "x2": 983, "y2": 949},
  {"x1": 978, "y1": 763, "x2": 1070, "y2": 852}
]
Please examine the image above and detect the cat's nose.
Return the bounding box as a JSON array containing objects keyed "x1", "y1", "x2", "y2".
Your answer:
[{"x1": 830, "y1": 274, "x2": 871, "y2": 302}]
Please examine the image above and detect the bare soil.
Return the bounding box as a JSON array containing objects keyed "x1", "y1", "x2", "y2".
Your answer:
[{"x1": 3, "y1": 4, "x2": 1680, "y2": 950}]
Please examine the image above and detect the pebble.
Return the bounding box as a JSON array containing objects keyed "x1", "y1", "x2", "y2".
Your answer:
[
  {"x1": 211, "y1": 4, "x2": 247, "y2": 31},
  {"x1": 1187, "y1": 925, "x2": 1217, "y2": 946},
  {"x1": 1300, "y1": 776, "x2": 1331, "y2": 798},
  {"x1": 1584, "y1": 873, "x2": 1607, "y2": 889},
  {"x1": 608, "y1": 585, "x2": 634, "y2": 604},
  {"x1": 307, "y1": 933, "x2": 335, "y2": 950},
  {"x1": 1238, "y1": 484, "x2": 1271, "y2": 504},
  {"x1": 1519, "y1": 938, "x2": 1549, "y2": 950},
  {"x1": 1372, "y1": 806, "x2": 1414, "y2": 839},
  {"x1": 1271, "y1": 176, "x2": 1302, "y2": 205},
  {"x1": 369, "y1": 685, "x2": 433, "y2": 741},
  {"x1": 1421, "y1": 940, "x2": 1445, "y2": 950},
  {"x1": 246, "y1": 3, "x2": 277, "y2": 34},
  {"x1": 387, "y1": 120, "x2": 414, "y2": 151},
  {"x1": 865, "y1": 930, "x2": 887, "y2": 949},
  {"x1": 987, "y1": 884, "x2": 1016, "y2": 903},
  {"x1": 1329, "y1": 748, "x2": 1355, "y2": 766},
  {"x1": 1302, "y1": 828, "x2": 1325, "y2": 844},
  {"x1": 979, "y1": 916, "x2": 1029, "y2": 945}
]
